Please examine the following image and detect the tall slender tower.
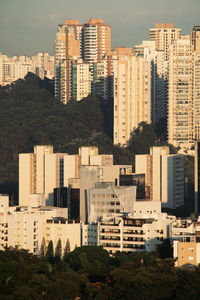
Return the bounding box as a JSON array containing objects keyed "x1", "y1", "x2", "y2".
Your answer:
[
  {"x1": 191, "y1": 25, "x2": 200, "y2": 53},
  {"x1": 112, "y1": 48, "x2": 152, "y2": 145},
  {"x1": 168, "y1": 36, "x2": 193, "y2": 148},
  {"x1": 83, "y1": 19, "x2": 111, "y2": 64},
  {"x1": 54, "y1": 20, "x2": 83, "y2": 103}
]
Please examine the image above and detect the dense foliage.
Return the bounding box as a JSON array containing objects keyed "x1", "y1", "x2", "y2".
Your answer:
[{"x1": 1, "y1": 245, "x2": 200, "y2": 299}]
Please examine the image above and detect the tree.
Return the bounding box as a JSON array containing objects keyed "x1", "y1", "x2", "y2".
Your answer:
[
  {"x1": 46, "y1": 241, "x2": 54, "y2": 259},
  {"x1": 55, "y1": 238, "x2": 62, "y2": 260},
  {"x1": 156, "y1": 239, "x2": 173, "y2": 259},
  {"x1": 63, "y1": 239, "x2": 70, "y2": 260},
  {"x1": 39, "y1": 237, "x2": 46, "y2": 258},
  {"x1": 127, "y1": 122, "x2": 160, "y2": 155}
]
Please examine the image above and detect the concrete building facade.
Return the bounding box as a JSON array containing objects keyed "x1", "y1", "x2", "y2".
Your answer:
[
  {"x1": 149, "y1": 23, "x2": 181, "y2": 61},
  {"x1": 135, "y1": 146, "x2": 184, "y2": 209},
  {"x1": 98, "y1": 203, "x2": 174, "y2": 255}
]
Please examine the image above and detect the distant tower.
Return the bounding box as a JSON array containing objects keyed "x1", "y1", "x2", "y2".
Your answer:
[
  {"x1": 191, "y1": 25, "x2": 200, "y2": 53},
  {"x1": 54, "y1": 18, "x2": 111, "y2": 103},
  {"x1": 83, "y1": 19, "x2": 111, "y2": 64}
]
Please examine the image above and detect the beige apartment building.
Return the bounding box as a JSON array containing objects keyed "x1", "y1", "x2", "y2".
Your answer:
[
  {"x1": 111, "y1": 47, "x2": 151, "y2": 145},
  {"x1": 168, "y1": 36, "x2": 200, "y2": 148},
  {"x1": 135, "y1": 40, "x2": 168, "y2": 124},
  {"x1": 55, "y1": 20, "x2": 84, "y2": 103},
  {"x1": 149, "y1": 23, "x2": 181, "y2": 61},
  {"x1": 19, "y1": 145, "x2": 69, "y2": 206},
  {"x1": 71, "y1": 59, "x2": 91, "y2": 100},
  {"x1": 135, "y1": 146, "x2": 184, "y2": 209},
  {"x1": 54, "y1": 18, "x2": 111, "y2": 103},
  {"x1": 174, "y1": 239, "x2": 200, "y2": 267},
  {"x1": 0, "y1": 53, "x2": 32, "y2": 85}
]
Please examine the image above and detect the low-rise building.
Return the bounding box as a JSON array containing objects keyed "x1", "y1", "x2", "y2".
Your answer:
[{"x1": 98, "y1": 201, "x2": 174, "y2": 255}]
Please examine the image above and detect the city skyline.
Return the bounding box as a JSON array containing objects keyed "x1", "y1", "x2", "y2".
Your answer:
[{"x1": 1, "y1": 0, "x2": 200, "y2": 57}]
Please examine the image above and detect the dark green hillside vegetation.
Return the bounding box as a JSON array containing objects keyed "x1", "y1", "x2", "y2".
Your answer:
[{"x1": 1, "y1": 245, "x2": 200, "y2": 299}]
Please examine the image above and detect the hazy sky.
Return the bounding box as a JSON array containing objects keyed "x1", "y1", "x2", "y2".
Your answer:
[{"x1": 1, "y1": 0, "x2": 200, "y2": 57}]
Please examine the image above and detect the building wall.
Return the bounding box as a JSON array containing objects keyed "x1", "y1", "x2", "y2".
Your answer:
[
  {"x1": 112, "y1": 48, "x2": 152, "y2": 145},
  {"x1": 168, "y1": 37, "x2": 193, "y2": 148},
  {"x1": 135, "y1": 146, "x2": 184, "y2": 208},
  {"x1": 149, "y1": 23, "x2": 181, "y2": 61},
  {"x1": 98, "y1": 213, "x2": 172, "y2": 255},
  {"x1": 19, "y1": 154, "x2": 32, "y2": 206},
  {"x1": 90, "y1": 155, "x2": 113, "y2": 166},
  {"x1": 176, "y1": 242, "x2": 197, "y2": 266},
  {"x1": 44, "y1": 221, "x2": 81, "y2": 253},
  {"x1": 87, "y1": 185, "x2": 136, "y2": 223}
]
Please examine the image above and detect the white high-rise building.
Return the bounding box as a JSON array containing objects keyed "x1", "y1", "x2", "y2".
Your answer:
[
  {"x1": 168, "y1": 36, "x2": 193, "y2": 148},
  {"x1": 111, "y1": 48, "x2": 152, "y2": 145},
  {"x1": 19, "y1": 145, "x2": 68, "y2": 206},
  {"x1": 135, "y1": 146, "x2": 184, "y2": 209}
]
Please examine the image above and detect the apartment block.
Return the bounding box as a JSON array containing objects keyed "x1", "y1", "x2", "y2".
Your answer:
[
  {"x1": 168, "y1": 36, "x2": 193, "y2": 148},
  {"x1": 71, "y1": 59, "x2": 91, "y2": 100},
  {"x1": 168, "y1": 36, "x2": 200, "y2": 148},
  {"x1": 135, "y1": 146, "x2": 184, "y2": 209},
  {"x1": 54, "y1": 18, "x2": 111, "y2": 103},
  {"x1": 19, "y1": 145, "x2": 68, "y2": 206},
  {"x1": 111, "y1": 47, "x2": 151, "y2": 145},
  {"x1": 83, "y1": 19, "x2": 111, "y2": 65},
  {"x1": 0, "y1": 194, "x2": 98, "y2": 255},
  {"x1": 0, "y1": 195, "x2": 68, "y2": 253},
  {"x1": 80, "y1": 164, "x2": 132, "y2": 222},
  {"x1": 0, "y1": 53, "x2": 32, "y2": 86},
  {"x1": 19, "y1": 145, "x2": 120, "y2": 219},
  {"x1": 173, "y1": 240, "x2": 200, "y2": 267},
  {"x1": 149, "y1": 23, "x2": 181, "y2": 61},
  {"x1": 98, "y1": 205, "x2": 173, "y2": 255}
]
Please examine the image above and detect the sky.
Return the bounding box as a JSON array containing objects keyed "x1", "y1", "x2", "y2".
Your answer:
[{"x1": 1, "y1": 0, "x2": 200, "y2": 57}]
